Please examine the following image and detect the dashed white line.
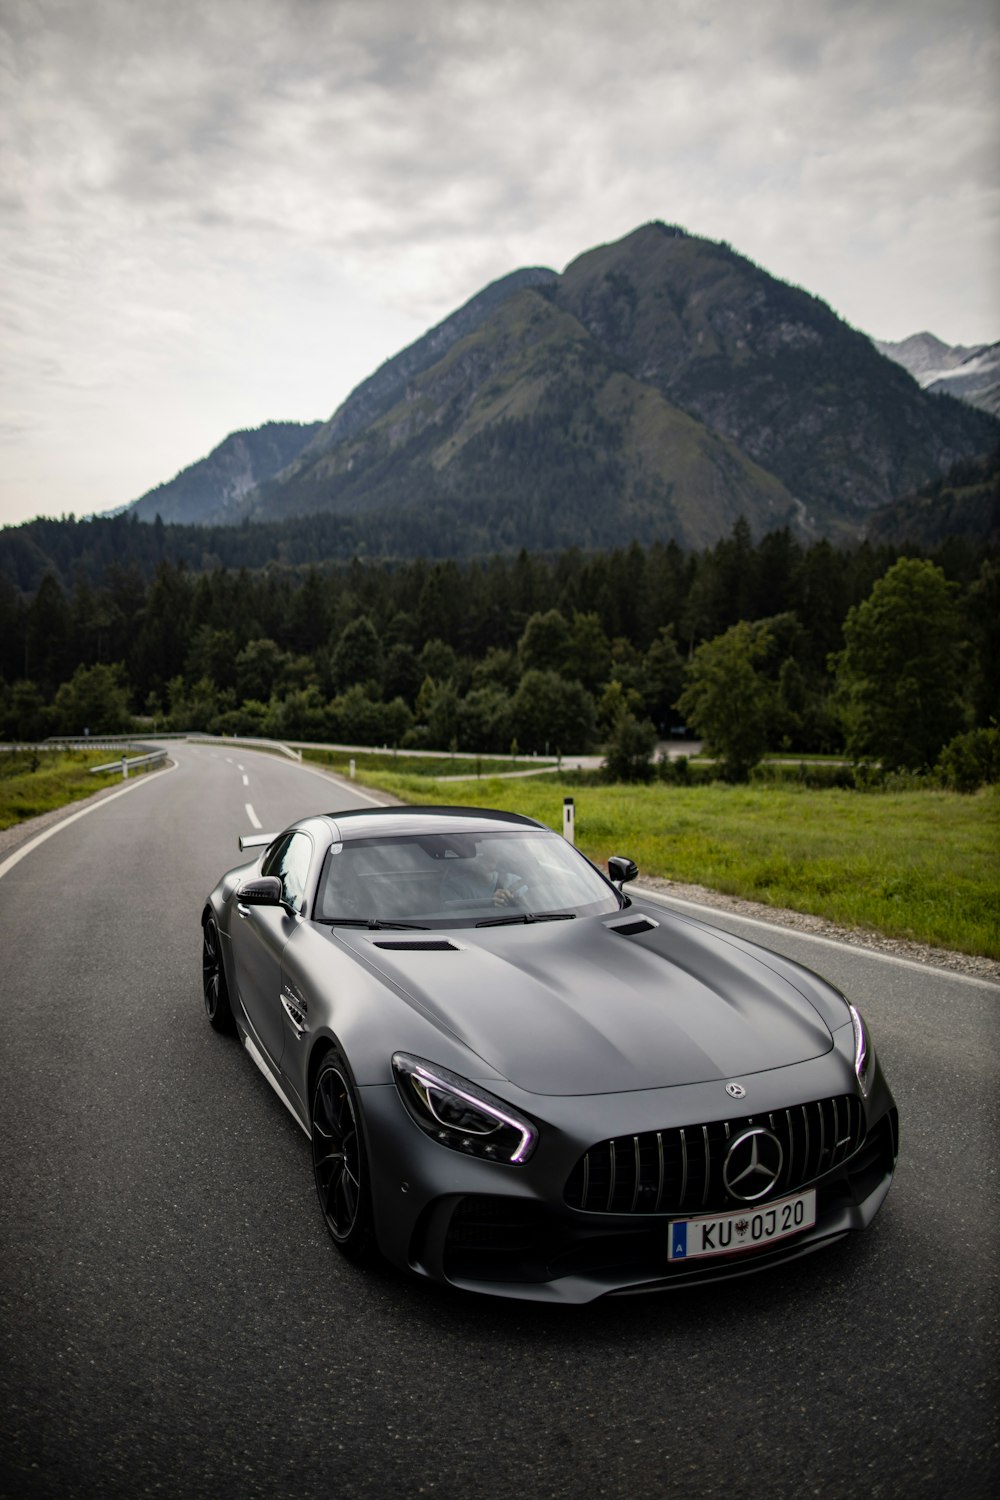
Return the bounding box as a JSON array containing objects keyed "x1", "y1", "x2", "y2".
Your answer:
[
  {"x1": 242, "y1": 775, "x2": 249, "y2": 786},
  {"x1": 245, "y1": 803, "x2": 262, "y2": 829}
]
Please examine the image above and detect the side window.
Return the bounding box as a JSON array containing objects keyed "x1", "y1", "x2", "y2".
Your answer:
[{"x1": 261, "y1": 833, "x2": 313, "y2": 914}]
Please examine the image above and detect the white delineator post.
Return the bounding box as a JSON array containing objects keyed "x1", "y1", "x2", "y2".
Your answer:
[{"x1": 563, "y1": 796, "x2": 575, "y2": 844}]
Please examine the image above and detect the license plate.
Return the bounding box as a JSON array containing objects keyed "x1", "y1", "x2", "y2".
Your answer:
[{"x1": 668, "y1": 1189, "x2": 817, "y2": 1261}]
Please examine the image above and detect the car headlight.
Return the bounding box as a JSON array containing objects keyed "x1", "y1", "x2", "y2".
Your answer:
[
  {"x1": 848, "y1": 1004, "x2": 876, "y2": 1097},
  {"x1": 392, "y1": 1053, "x2": 538, "y2": 1164}
]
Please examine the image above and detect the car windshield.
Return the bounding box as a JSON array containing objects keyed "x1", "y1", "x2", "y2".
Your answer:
[{"x1": 315, "y1": 828, "x2": 621, "y2": 927}]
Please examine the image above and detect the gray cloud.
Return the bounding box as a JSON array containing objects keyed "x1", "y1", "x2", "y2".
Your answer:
[{"x1": 1, "y1": 0, "x2": 997, "y2": 523}]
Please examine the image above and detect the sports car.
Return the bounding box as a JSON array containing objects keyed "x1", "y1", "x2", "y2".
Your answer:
[{"x1": 201, "y1": 804, "x2": 898, "y2": 1303}]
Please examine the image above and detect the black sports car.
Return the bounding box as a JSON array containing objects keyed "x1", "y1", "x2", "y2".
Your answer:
[{"x1": 202, "y1": 805, "x2": 898, "y2": 1303}]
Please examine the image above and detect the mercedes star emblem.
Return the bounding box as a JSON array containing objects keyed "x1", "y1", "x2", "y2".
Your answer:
[
  {"x1": 725, "y1": 1081, "x2": 747, "y2": 1099},
  {"x1": 723, "y1": 1127, "x2": 784, "y2": 1202}
]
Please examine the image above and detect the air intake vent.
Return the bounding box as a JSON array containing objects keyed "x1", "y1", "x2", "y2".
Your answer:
[
  {"x1": 373, "y1": 939, "x2": 459, "y2": 952},
  {"x1": 608, "y1": 917, "x2": 659, "y2": 937}
]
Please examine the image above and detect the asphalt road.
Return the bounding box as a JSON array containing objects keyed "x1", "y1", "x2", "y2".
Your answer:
[{"x1": 0, "y1": 743, "x2": 996, "y2": 1499}]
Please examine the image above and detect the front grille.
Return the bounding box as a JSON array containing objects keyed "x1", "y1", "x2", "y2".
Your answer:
[{"x1": 564, "y1": 1094, "x2": 865, "y2": 1217}]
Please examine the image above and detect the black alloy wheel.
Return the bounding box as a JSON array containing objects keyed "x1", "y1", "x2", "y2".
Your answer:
[
  {"x1": 202, "y1": 916, "x2": 235, "y2": 1033},
  {"x1": 311, "y1": 1057, "x2": 374, "y2": 1261}
]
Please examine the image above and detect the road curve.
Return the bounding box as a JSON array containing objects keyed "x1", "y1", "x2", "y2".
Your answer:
[{"x1": 0, "y1": 742, "x2": 996, "y2": 1500}]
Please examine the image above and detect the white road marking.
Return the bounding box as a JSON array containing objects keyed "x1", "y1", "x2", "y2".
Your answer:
[
  {"x1": 245, "y1": 803, "x2": 262, "y2": 829},
  {"x1": 237, "y1": 763, "x2": 244, "y2": 772},
  {"x1": 242, "y1": 775, "x2": 249, "y2": 786},
  {"x1": 636, "y1": 886, "x2": 1000, "y2": 990},
  {"x1": 0, "y1": 761, "x2": 178, "y2": 883}
]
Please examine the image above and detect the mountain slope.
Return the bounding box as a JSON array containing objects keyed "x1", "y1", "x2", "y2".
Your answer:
[
  {"x1": 866, "y1": 447, "x2": 1000, "y2": 546},
  {"x1": 550, "y1": 224, "x2": 997, "y2": 527},
  {"x1": 299, "y1": 265, "x2": 558, "y2": 456},
  {"x1": 127, "y1": 420, "x2": 322, "y2": 526}
]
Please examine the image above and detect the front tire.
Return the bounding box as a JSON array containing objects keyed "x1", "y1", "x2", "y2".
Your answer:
[
  {"x1": 311, "y1": 1054, "x2": 375, "y2": 1262},
  {"x1": 202, "y1": 915, "x2": 235, "y2": 1034}
]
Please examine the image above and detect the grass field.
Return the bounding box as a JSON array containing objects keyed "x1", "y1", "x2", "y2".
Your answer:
[
  {"x1": 352, "y1": 770, "x2": 1000, "y2": 959},
  {"x1": 302, "y1": 746, "x2": 557, "y2": 778},
  {"x1": 0, "y1": 748, "x2": 135, "y2": 830}
]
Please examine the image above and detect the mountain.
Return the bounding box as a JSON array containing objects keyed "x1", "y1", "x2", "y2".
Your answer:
[
  {"x1": 876, "y1": 333, "x2": 1000, "y2": 417},
  {"x1": 117, "y1": 225, "x2": 998, "y2": 552},
  {"x1": 239, "y1": 224, "x2": 995, "y2": 548},
  {"x1": 127, "y1": 420, "x2": 322, "y2": 526}
]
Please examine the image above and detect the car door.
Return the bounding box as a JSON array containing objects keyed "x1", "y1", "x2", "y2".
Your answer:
[{"x1": 231, "y1": 831, "x2": 312, "y2": 1070}]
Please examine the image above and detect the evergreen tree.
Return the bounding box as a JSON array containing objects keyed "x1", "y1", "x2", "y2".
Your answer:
[{"x1": 331, "y1": 615, "x2": 383, "y2": 691}]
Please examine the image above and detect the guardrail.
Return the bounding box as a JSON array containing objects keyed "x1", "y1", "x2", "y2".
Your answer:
[
  {"x1": 187, "y1": 734, "x2": 302, "y2": 763},
  {"x1": 89, "y1": 750, "x2": 168, "y2": 780}
]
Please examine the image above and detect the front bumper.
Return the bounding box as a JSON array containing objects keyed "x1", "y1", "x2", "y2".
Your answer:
[{"x1": 358, "y1": 1047, "x2": 899, "y2": 1304}]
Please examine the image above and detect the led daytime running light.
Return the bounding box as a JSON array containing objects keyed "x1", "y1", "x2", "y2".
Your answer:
[
  {"x1": 848, "y1": 1004, "x2": 871, "y2": 1096},
  {"x1": 392, "y1": 1053, "x2": 537, "y2": 1164}
]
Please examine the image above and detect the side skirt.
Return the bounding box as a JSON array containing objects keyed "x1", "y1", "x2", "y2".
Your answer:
[{"x1": 242, "y1": 1032, "x2": 311, "y2": 1139}]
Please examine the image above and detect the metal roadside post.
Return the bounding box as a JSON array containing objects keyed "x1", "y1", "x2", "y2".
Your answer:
[
  {"x1": 121, "y1": 755, "x2": 128, "y2": 780},
  {"x1": 563, "y1": 796, "x2": 575, "y2": 845},
  {"x1": 349, "y1": 758, "x2": 356, "y2": 780}
]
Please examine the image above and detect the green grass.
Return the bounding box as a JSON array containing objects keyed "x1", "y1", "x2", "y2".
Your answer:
[
  {"x1": 0, "y1": 749, "x2": 133, "y2": 831},
  {"x1": 302, "y1": 747, "x2": 557, "y2": 778},
  {"x1": 351, "y1": 771, "x2": 1000, "y2": 959}
]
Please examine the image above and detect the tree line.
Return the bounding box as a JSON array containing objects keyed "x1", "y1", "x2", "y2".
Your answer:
[{"x1": 1, "y1": 524, "x2": 996, "y2": 783}]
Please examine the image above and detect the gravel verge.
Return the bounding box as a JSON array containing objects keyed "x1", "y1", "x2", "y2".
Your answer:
[{"x1": 636, "y1": 874, "x2": 1000, "y2": 985}]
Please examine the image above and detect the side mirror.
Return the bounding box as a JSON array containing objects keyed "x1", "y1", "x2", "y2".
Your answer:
[
  {"x1": 237, "y1": 876, "x2": 284, "y2": 907},
  {"x1": 608, "y1": 855, "x2": 639, "y2": 890}
]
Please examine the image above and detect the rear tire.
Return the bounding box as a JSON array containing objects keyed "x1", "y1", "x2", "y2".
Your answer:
[
  {"x1": 202, "y1": 915, "x2": 236, "y2": 1034},
  {"x1": 311, "y1": 1053, "x2": 375, "y2": 1263}
]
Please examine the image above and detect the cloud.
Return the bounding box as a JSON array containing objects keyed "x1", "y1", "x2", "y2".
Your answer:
[{"x1": 0, "y1": 0, "x2": 997, "y2": 522}]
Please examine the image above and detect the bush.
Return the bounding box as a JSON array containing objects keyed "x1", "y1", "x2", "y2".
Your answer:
[
  {"x1": 749, "y1": 761, "x2": 855, "y2": 790},
  {"x1": 936, "y1": 727, "x2": 1000, "y2": 793}
]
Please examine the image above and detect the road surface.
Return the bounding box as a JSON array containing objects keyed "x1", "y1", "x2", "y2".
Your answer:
[{"x1": 0, "y1": 742, "x2": 996, "y2": 1498}]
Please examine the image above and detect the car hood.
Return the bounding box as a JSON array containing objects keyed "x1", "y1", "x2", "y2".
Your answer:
[{"x1": 342, "y1": 911, "x2": 835, "y2": 1095}]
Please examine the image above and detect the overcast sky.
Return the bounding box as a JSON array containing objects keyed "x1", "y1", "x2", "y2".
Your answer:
[{"x1": 1, "y1": 0, "x2": 998, "y2": 528}]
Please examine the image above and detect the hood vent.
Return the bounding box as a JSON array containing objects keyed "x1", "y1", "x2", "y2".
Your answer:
[
  {"x1": 607, "y1": 916, "x2": 659, "y2": 937},
  {"x1": 373, "y1": 939, "x2": 460, "y2": 952}
]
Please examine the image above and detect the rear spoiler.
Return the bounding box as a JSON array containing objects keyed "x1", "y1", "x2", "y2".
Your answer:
[{"x1": 239, "y1": 832, "x2": 277, "y2": 853}]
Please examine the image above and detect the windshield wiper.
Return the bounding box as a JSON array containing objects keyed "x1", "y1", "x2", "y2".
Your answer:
[
  {"x1": 318, "y1": 918, "x2": 430, "y2": 930},
  {"x1": 475, "y1": 911, "x2": 576, "y2": 928}
]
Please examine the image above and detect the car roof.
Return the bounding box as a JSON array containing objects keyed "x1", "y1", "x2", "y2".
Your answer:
[{"x1": 320, "y1": 805, "x2": 547, "y2": 842}]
